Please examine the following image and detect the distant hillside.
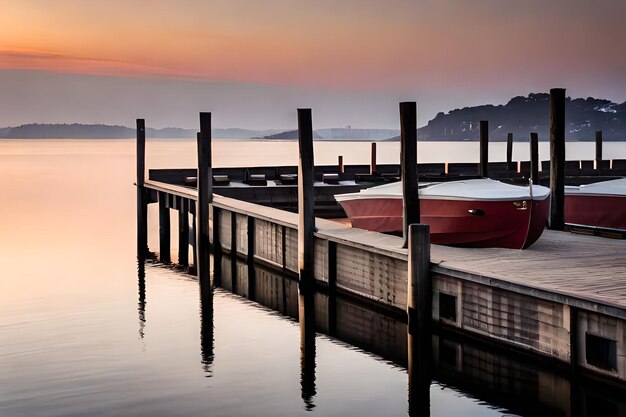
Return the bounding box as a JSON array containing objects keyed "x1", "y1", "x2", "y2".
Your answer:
[
  {"x1": 261, "y1": 129, "x2": 323, "y2": 140},
  {"x1": 0, "y1": 124, "x2": 284, "y2": 139},
  {"x1": 416, "y1": 93, "x2": 626, "y2": 141},
  {"x1": 4, "y1": 94, "x2": 626, "y2": 141},
  {"x1": 261, "y1": 128, "x2": 398, "y2": 140}
]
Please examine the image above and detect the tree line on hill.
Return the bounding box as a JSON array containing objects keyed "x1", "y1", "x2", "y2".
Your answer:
[{"x1": 2, "y1": 93, "x2": 625, "y2": 140}]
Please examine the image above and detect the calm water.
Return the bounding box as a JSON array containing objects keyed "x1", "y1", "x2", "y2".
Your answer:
[{"x1": 1, "y1": 139, "x2": 625, "y2": 416}]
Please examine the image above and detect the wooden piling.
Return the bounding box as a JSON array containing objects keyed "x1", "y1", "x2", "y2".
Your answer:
[
  {"x1": 400, "y1": 102, "x2": 419, "y2": 248},
  {"x1": 479, "y1": 120, "x2": 489, "y2": 177},
  {"x1": 530, "y1": 132, "x2": 539, "y2": 184},
  {"x1": 297, "y1": 108, "x2": 315, "y2": 289},
  {"x1": 596, "y1": 131, "x2": 603, "y2": 174},
  {"x1": 136, "y1": 119, "x2": 148, "y2": 259},
  {"x1": 297, "y1": 108, "x2": 316, "y2": 408},
  {"x1": 506, "y1": 132, "x2": 514, "y2": 171},
  {"x1": 197, "y1": 113, "x2": 212, "y2": 288},
  {"x1": 370, "y1": 142, "x2": 377, "y2": 174},
  {"x1": 549, "y1": 88, "x2": 566, "y2": 231},
  {"x1": 158, "y1": 191, "x2": 171, "y2": 263},
  {"x1": 178, "y1": 198, "x2": 189, "y2": 267},
  {"x1": 407, "y1": 224, "x2": 431, "y2": 416}
]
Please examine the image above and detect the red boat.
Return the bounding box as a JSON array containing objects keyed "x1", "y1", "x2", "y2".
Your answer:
[
  {"x1": 565, "y1": 178, "x2": 626, "y2": 230},
  {"x1": 335, "y1": 178, "x2": 550, "y2": 249}
]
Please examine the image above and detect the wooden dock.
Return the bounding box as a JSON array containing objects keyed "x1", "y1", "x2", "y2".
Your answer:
[
  {"x1": 136, "y1": 97, "x2": 626, "y2": 387},
  {"x1": 141, "y1": 174, "x2": 626, "y2": 383}
]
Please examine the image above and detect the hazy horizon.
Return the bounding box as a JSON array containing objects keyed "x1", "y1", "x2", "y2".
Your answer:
[{"x1": 1, "y1": 1, "x2": 625, "y2": 130}]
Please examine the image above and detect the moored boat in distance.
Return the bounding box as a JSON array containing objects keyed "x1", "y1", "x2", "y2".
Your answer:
[
  {"x1": 565, "y1": 178, "x2": 626, "y2": 230},
  {"x1": 335, "y1": 178, "x2": 551, "y2": 249}
]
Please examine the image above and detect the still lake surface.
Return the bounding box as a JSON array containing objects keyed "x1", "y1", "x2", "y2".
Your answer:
[{"x1": 2, "y1": 138, "x2": 626, "y2": 417}]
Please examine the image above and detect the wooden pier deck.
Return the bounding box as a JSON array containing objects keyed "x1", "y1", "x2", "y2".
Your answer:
[
  {"x1": 136, "y1": 106, "x2": 626, "y2": 386},
  {"x1": 141, "y1": 174, "x2": 626, "y2": 382}
]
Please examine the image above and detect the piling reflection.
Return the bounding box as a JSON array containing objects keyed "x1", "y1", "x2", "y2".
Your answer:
[
  {"x1": 408, "y1": 321, "x2": 431, "y2": 416},
  {"x1": 299, "y1": 290, "x2": 317, "y2": 410},
  {"x1": 199, "y1": 284, "x2": 215, "y2": 376},
  {"x1": 212, "y1": 254, "x2": 626, "y2": 417},
  {"x1": 137, "y1": 257, "x2": 146, "y2": 340}
]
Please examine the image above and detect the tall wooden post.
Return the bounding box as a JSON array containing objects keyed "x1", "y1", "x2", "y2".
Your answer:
[
  {"x1": 530, "y1": 132, "x2": 539, "y2": 185},
  {"x1": 158, "y1": 192, "x2": 171, "y2": 263},
  {"x1": 407, "y1": 224, "x2": 431, "y2": 416},
  {"x1": 298, "y1": 108, "x2": 316, "y2": 291},
  {"x1": 178, "y1": 199, "x2": 189, "y2": 267},
  {"x1": 596, "y1": 131, "x2": 603, "y2": 173},
  {"x1": 549, "y1": 88, "x2": 566, "y2": 230},
  {"x1": 197, "y1": 113, "x2": 212, "y2": 289},
  {"x1": 136, "y1": 119, "x2": 148, "y2": 259},
  {"x1": 400, "y1": 102, "x2": 419, "y2": 248},
  {"x1": 479, "y1": 120, "x2": 489, "y2": 177},
  {"x1": 506, "y1": 132, "x2": 514, "y2": 171},
  {"x1": 297, "y1": 108, "x2": 316, "y2": 410},
  {"x1": 370, "y1": 142, "x2": 377, "y2": 174}
]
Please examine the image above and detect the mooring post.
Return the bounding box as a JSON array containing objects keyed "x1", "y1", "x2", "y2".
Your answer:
[
  {"x1": 297, "y1": 107, "x2": 315, "y2": 310},
  {"x1": 297, "y1": 107, "x2": 317, "y2": 410},
  {"x1": 197, "y1": 113, "x2": 213, "y2": 289},
  {"x1": 506, "y1": 132, "x2": 514, "y2": 171},
  {"x1": 400, "y1": 102, "x2": 419, "y2": 248},
  {"x1": 370, "y1": 142, "x2": 377, "y2": 175},
  {"x1": 407, "y1": 224, "x2": 431, "y2": 416},
  {"x1": 549, "y1": 88, "x2": 566, "y2": 230},
  {"x1": 596, "y1": 131, "x2": 603, "y2": 173},
  {"x1": 158, "y1": 192, "x2": 171, "y2": 263},
  {"x1": 479, "y1": 120, "x2": 489, "y2": 177},
  {"x1": 338, "y1": 155, "x2": 344, "y2": 174},
  {"x1": 136, "y1": 119, "x2": 148, "y2": 259},
  {"x1": 530, "y1": 132, "x2": 539, "y2": 185},
  {"x1": 178, "y1": 199, "x2": 189, "y2": 267}
]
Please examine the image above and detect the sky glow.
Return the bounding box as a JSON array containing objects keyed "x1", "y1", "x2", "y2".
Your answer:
[{"x1": 1, "y1": 0, "x2": 625, "y2": 128}]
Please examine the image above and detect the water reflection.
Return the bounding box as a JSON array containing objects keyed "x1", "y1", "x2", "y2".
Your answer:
[
  {"x1": 137, "y1": 258, "x2": 146, "y2": 340},
  {"x1": 200, "y1": 286, "x2": 215, "y2": 376},
  {"x1": 212, "y1": 255, "x2": 626, "y2": 417},
  {"x1": 299, "y1": 290, "x2": 317, "y2": 411}
]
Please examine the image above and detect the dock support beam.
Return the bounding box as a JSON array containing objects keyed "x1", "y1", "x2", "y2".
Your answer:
[
  {"x1": 596, "y1": 131, "x2": 603, "y2": 173},
  {"x1": 178, "y1": 199, "x2": 189, "y2": 267},
  {"x1": 479, "y1": 120, "x2": 489, "y2": 177},
  {"x1": 197, "y1": 113, "x2": 212, "y2": 289},
  {"x1": 136, "y1": 118, "x2": 148, "y2": 259},
  {"x1": 297, "y1": 107, "x2": 317, "y2": 410},
  {"x1": 549, "y1": 88, "x2": 566, "y2": 230},
  {"x1": 400, "y1": 102, "x2": 419, "y2": 248},
  {"x1": 407, "y1": 224, "x2": 431, "y2": 416},
  {"x1": 158, "y1": 192, "x2": 171, "y2": 263},
  {"x1": 506, "y1": 132, "x2": 514, "y2": 171},
  {"x1": 530, "y1": 132, "x2": 539, "y2": 185},
  {"x1": 370, "y1": 142, "x2": 377, "y2": 175}
]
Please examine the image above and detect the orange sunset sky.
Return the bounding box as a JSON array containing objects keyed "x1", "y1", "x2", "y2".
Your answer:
[{"x1": 1, "y1": 0, "x2": 625, "y2": 129}]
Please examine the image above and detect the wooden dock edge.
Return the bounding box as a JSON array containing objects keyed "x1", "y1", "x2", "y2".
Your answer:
[{"x1": 141, "y1": 178, "x2": 626, "y2": 384}]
